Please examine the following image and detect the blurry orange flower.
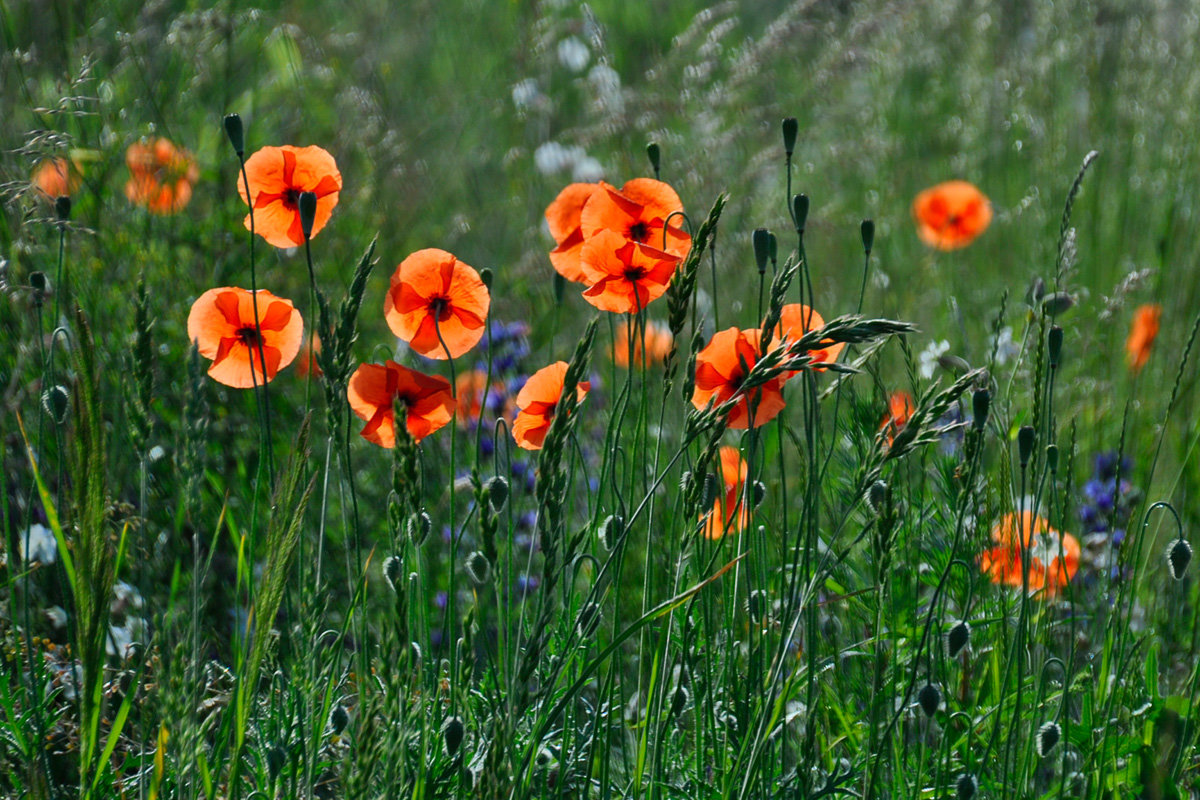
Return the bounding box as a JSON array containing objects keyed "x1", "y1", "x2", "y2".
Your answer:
[
  {"x1": 612, "y1": 320, "x2": 673, "y2": 368},
  {"x1": 702, "y1": 446, "x2": 750, "y2": 540},
  {"x1": 768, "y1": 304, "x2": 844, "y2": 376},
  {"x1": 296, "y1": 334, "x2": 322, "y2": 379},
  {"x1": 187, "y1": 287, "x2": 304, "y2": 388},
  {"x1": 237, "y1": 145, "x2": 342, "y2": 248},
  {"x1": 1125, "y1": 303, "x2": 1161, "y2": 373},
  {"x1": 455, "y1": 369, "x2": 498, "y2": 427},
  {"x1": 579, "y1": 230, "x2": 680, "y2": 313},
  {"x1": 347, "y1": 361, "x2": 455, "y2": 447},
  {"x1": 125, "y1": 138, "x2": 199, "y2": 214},
  {"x1": 385, "y1": 248, "x2": 491, "y2": 360},
  {"x1": 692, "y1": 328, "x2": 786, "y2": 430},
  {"x1": 912, "y1": 181, "x2": 992, "y2": 250},
  {"x1": 879, "y1": 391, "x2": 914, "y2": 445},
  {"x1": 545, "y1": 182, "x2": 599, "y2": 283},
  {"x1": 32, "y1": 157, "x2": 80, "y2": 200},
  {"x1": 580, "y1": 179, "x2": 691, "y2": 258},
  {"x1": 979, "y1": 511, "x2": 1080, "y2": 597},
  {"x1": 512, "y1": 361, "x2": 591, "y2": 450}
]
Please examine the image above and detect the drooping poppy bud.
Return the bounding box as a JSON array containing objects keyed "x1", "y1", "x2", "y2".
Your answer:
[
  {"x1": 917, "y1": 683, "x2": 941, "y2": 717},
  {"x1": 956, "y1": 773, "x2": 977, "y2": 800},
  {"x1": 972, "y1": 389, "x2": 989, "y2": 431},
  {"x1": 223, "y1": 113, "x2": 245, "y2": 157},
  {"x1": 1017, "y1": 426, "x2": 1035, "y2": 468},
  {"x1": 946, "y1": 620, "x2": 971, "y2": 658},
  {"x1": 861, "y1": 219, "x2": 875, "y2": 254},
  {"x1": 1168, "y1": 538, "x2": 1192, "y2": 580},
  {"x1": 1036, "y1": 721, "x2": 1061, "y2": 756},
  {"x1": 576, "y1": 601, "x2": 601, "y2": 638},
  {"x1": 792, "y1": 194, "x2": 809, "y2": 233},
  {"x1": 753, "y1": 228, "x2": 770, "y2": 275},
  {"x1": 442, "y1": 715, "x2": 465, "y2": 757},
  {"x1": 55, "y1": 196, "x2": 71, "y2": 222},
  {"x1": 329, "y1": 705, "x2": 349, "y2": 736},
  {"x1": 646, "y1": 141, "x2": 661, "y2": 176},
  {"x1": 465, "y1": 551, "x2": 491, "y2": 585},
  {"x1": 486, "y1": 475, "x2": 509, "y2": 512}
]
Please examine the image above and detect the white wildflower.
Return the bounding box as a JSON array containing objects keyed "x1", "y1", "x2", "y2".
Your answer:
[
  {"x1": 557, "y1": 36, "x2": 589, "y2": 72},
  {"x1": 19, "y1": 523, "x2": 57, "y2": 565},
  {"x1": 918, "y1": 340, "x2": 951, "y2": 379}
]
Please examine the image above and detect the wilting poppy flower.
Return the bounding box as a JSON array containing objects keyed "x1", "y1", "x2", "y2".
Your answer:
[
  {"x1": 979, "y1": 511, "x2": 1080, "y2": 597},
  {"x1": 545, "y1": 182, "x2": 599, "y2": 283},
  {"x1": 912, "y1": 181, "x2": 992, "y2": 250},
  {"x1": 385, "y1": 248, "x2": 491, "y2": 360},
  {"x1": 691, "y1": 328, "x2": 786, "y2": 430},
  {"x1": 580, "y1": 178, "x2": 691, "y2": 258},
  {"x1": 295, "y1": 334, "x2": 322, "y2": 379},
  {"x1": 1125, "y1": 303, "x2": 1161, "y2": 373},
  {"x1": 187, "y1": 287, "x2": 304, "y2": 388},
  {"x1": 880, "y1": 390, "x2": 915, "y2": 445},
  {"x1": 702, "y1": 445, "x2": 750, "y2": 540},
  {"x1": 32, "y1": 157, "x2": 80, "y2": 200},
  {"x1": 768, "y1": 304, "x2": 845, "y2": 376},
  {"x1": 612, "y1": 320, "x2": 673, "y2": 368},
  {"x1": 347, "y1": 361, "x2": 455, "y2": 447},
  {"x1": 237, "y1": 145, "x2": 342, "y2": 248},
  {"x1": 579, "y1": 230, "x2": 680, "y2": 313},
  {"x1": 512, "y1": 361, "x2": 591, "y2": 450},
  {"x1": 125, "y1": 138, "x2": 199, "y2": 214}
]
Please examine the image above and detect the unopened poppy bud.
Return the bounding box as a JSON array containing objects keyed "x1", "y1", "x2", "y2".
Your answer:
[
  {"x1": 1042, "y1": 292, "x2": 1075, "y2": 316},
  {"x1": 972, "y1": 389, "x2": 989, "y2": 431},
  {"x1": 1025, "y1": 276, "x2": 1046, "y2": 308},
  {"x1": 465, "y1": 551, "x2": 491, "y2": 585},
  {"x1": 753, "y1": 228, "x2": 770, "y2": 275},
  {"x1": 946, "y1": 620, "x2": 971, "y2": 658},
  {"x1": 751, "y1": 480, "x2": 766, "y2": 509},
  {"x1": 1017, "y1": 425, "x2": 1035, "y2": 468},
  {"x1": 866, "y1": 480, "x2": 890, "y2": 515},
  {"x1": 29, "y1": 271, "x2": 49, "y2": 294},
  {"x1": 42, "y1": 384, "x2": 70, "y2": 424},
  {"x1": 486, "y1": 475, "x2": 509, "y2": 512},
  {"x1": 861, "y1": 219, "x2": 875, "y2": 254},
  {"x1": 576, "y1": 601, "x2": 601, "y2": 638},
  {"x1": 646, "y1": 142, "x2": 661, "y2": 175},
  {"x1": 298, "y1": 191, "x2": 317, "y2": 240},
  {"x1": 1048, "y1": 325, "x2": 1063, "y2": 368},
  {"x1": 329, "y1": 704, "x2": 349, "y2": 735},
  {"x1": 407, "y1": 511, "x2": 432, "y2": 546},
  {"x1": 442, "y1": 715, "x2": 465, "y2": 757},
  {"x1": 671, "y1": 684, "x2": 690, "y2": 717},
  {"x1": 701, "y1": 472, "x2": 719, "y2": 508},
  {"x1": 792, "y1": 194, "x2": 810, "y2": 233},
  {"x1": 267, "y1": 745, "x2": 286, "y2": 779},
  {"x1": 598, "y1": 514, "x2": 623, "y2": 551},
  {"x1": 938, "y1": 354, "x2": 972, "y2": 375},
  {"x1": 55, "y1": 196, "x2": 71, "y2": 221},
  {"x1": 917, "y1": 683, "x2": 941, "y2": 717},
  {"x1": 748, "y1": 589, "x2": 767, "y2": 624},
  {"x1": 1036, "y1": 720, "x2": 1061, "y2": 756},
  {"x1": 956, "y1": 772, "x2": 977, "y2": 800},
  {"x1": 223, "y1": 113, "x2": 245, "y2": 157},
  {"x1": 480, "y1": 267, "x2": 494, "y2": 290},
  {"x1": 383, "y1": 555, "x2": 403, "y2": 593},
  {"x1": 781, "y1": 117, "x2": 798, "y2": 157},
  {"x1": 1167, "y1": 538, "x2": 1192, "y2": 580},
  {"x1": 1046, "y1": 444, "x2": 1059, "y2": 473}
]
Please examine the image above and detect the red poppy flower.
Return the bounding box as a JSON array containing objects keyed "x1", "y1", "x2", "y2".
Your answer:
[
  {"x1": 385, "y1": 248, "x2": 491, "y2": 360},
  {"x1": 512, "y1": 361, "x2": 591, "y2": 451},
  {"x1": 702, "y1": 446, "x2": 750, "y2": 540},
  {"x1": 579, "y1": 230, "x2": 680, "y2": 313},
  {"x1": 580, "y1": 178, "x2": 691, "y2": 258},
  {"x1": 32, "y1": 157, "x2": 80, "y2": 200},
  {"x1": 979, "y1": 511, "x2": 1080, "y2": 597},
  {"x1": 187, "y1": 287, "x2": 304, "y2": 388},
  {"x1": 125, "y1": 138, "x2": 199, "y2": 215},
  {"x1": 347, "y1": 361, "x2": 455, "y2": 447},
  {"x1": 454, "y1": 369, "x2": 506, "y2": 427},
  {"x1": 691, "y1": 328, "x2": 787, "y2": 430},
  {"x1": 295, "y1": 334, "x2": 322, "y2": 379},
  {"x1": 879, "y1": 390, "x2": 914, "y2": 445},
  {"x1": 912, "y1": 181, "x2": 992, "y2": 250},
  {"x1": 1125, "y1": 303, "x2": 1161, "y2": 373},
  {"x1": 545, "y1": 182, "x2": 599, "y2": 283},
  {"x1": 612, "y1": 320, "x2": 674, "y2": 368},
  {"x1": 237, "y1": 145, "x2": 342, "y2": 248},
  {"x1": 768, "y1": 304, "x2": 845, "y2": 376}
]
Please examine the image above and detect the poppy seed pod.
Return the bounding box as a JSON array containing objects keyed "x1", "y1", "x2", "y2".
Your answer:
[
  {"x1": 792, "y1": 194, "x2": 810, "y2": 233},
  {"x1": 1042, "y1": 292, "x2": 1075, "y2": 316},
  {"x1": 442, "y1": 715, "x2": 465, "y2": 757},
  {"x1": 751, "y1": 480, "x2": 766, "y2": 509},
  {"x1": 972, "y1": 389, "x2": 989, "y2": 431},
  {"x1": 486, "y1": 475, "x2": 509, "y2": 512},
  {"x1": 480, "y1": 267, "x2": 494, "y2": 290},
  {"x1": 1036, "y1": 721, "x2": 1061, "y2": 756},
  {"x1": 646, "y1": 142, "x2": 661, "y2": 175},
  {"x1": 781, "y1": 117, "x2": 798, "y2": 157},
  {"x1": 866, "y1": 480, "x2": 890, "y2": 516},
  {"x1": 383, "y1": 555, "x2": 403, "y2": 593},
  {"x1": 1048, "y1": 325, "x2": 1063, "y2": 369},
  {"x1": 223, "y1": 114, "x2": 245, "y2": 157},
  {"x1": 1168, "y1": 538, "x2": 1192, "y2": 581},
  {"x1": 598, "y1": 514, "x2": 623, "y2": 551},
  {"x1": 298, "y1": 191, "x2": 318, "y2": 240},
  {"x1": 671, "y1": 684, "x2": 690, "y2": 717},
  {"x1": 1017, "y1": 426, "x2": 1035, "y2": 468},
  {"x1": 955, "y1": 772, "x2": 977, "y2": 800},
  {"x1": 329, "y1": 705, "x2": 349, "y2": 736},
  {"x1": 947, "y1": 620, "x2": 971, "y2": 658},
  {"x1": 753, "y1": 228, "x2": 770, "y2": 274},
  {"x1": 576, "y1": 601, "x2": 602, "y2": 638},
  {"x1": 465, "y1": 551, "x2": 491, "y2": 585},
  {"x1": 1046, "y1": 444, "x2": 1059, "y2": 473},
  {"x1": 917, "y1": 683, "x2": 941, "y2": 717},
  {"x1": 42, "y1": 385, "x2": 70, "y2": 424},
  {"x1": 55, "y1": 195, "x2": 71, "y2": 221},
  {"x1": 267, "y1": 745, "x2": 286, "y2": 779},
  {"x1": 407, "y1": 511, "x2": 432, "y2": 546},
  {"x1": 29, "y1": 270, "x2": 49, "y2": 297},
  {"x1": 861, "y1": 219, "x2": 875, "y2": 254}
]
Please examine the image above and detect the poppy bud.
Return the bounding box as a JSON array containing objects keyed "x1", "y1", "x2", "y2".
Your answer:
[
  {"x1": 329, "y1": 704, "x2": 349, "y2": 735},
  {"x1": 223, "y1": 113, "x2": 245, "y2": 157},
  {"x1": 671, "y1": 684, "x2": 690, "y2": 717},
  {"x1": 1048, "y1": 325, "x2": 1063, "y2": 368},
  {"x1": 1025, "y1": 276, "x2": 1046, "y2": 308},
  {"x1": 1046, "y1": 444, "x2": 1059, "y2": 473},
  {"x1": 792, "y1": 194, "x2": 810, "y2": 234},
  {"x1": 1035, "y1": 720, "x2": 1061, "y2": 756},
  {"x1": 972, "y1": 389, "x2": 989, "y2": 431},
  {"x1": 1167, "y1": 538, "x2": 1192, "y2": 580},
  {"x1": 383, "y1": 555, "x2": 403, "y2": 593},
  {"x1": 267, "y1": 745, "x2": 286, "y2": 779},
  {"x1": 866, "y1": 480, "x2": 890, "y2": 515},
  {"x1": 701, "y1": 472, "x2": 719, "y2": 508},
  {"x1": 42, "y1": 384, "x2": 70, "y2": 424},
  {"x1": 646, "y1": 142, "x2": 661, "y2": 176},
  {"x1": 29, "y1": 271, "x2": 49, "y2": 296},
  {"x1": 955, "y1": 773, "x2": 977, "y2": 800},
  {"x1": 1017, "y1": 425, "x2": 1035, "y2": 468},
  {"x1": 781, "y1": 117, "x2": 798, "y2": 157},
  {"x1": 298, "y1": 191, "x2": 317, "y2": 241},
  {"x1": 576, "y1": 601, "x2": 601, "y2": 638},
  {"x1": 938, "y1": 354, "x2": 972, "y2": 375},
  {"x1": 748, "y1": 589, "x2": 768, "y2": 624},
  {"x1": 407, "y1": 511, "x2": 432, "y2": 546},
  {"x1": 751, "y1": 480, "x2": 766, "y2": 509},
  {"x1": 598, "y1": 514, "x2": 623, "y2": 551},
  {"x1": 480, "y1": 267, "x2": 494, "y2": 290},
  {"x1": 442, "y1": 715, "x2": 465, "y2": 757},
  {"x1": 861, "y1": 219, "x2": 875, "y2": 254},
  {"x1": 917, "y1": 683, "x2": 941, "y2": 717},
  {"x1": 465, "y1": 551, "x2": 491, "y2": 585},
  {"x1": 55, "y1": 195, "x2": 71, "y2": 222},
  {"x1": 753, "y1": 228, "x2": 770, "y2": 275},
  {"x1": 1041, "y1": 292, "x2": 1075, "y2": 316},
  {"x1": 946, "y1": 620, "x2": 971, "y2": 658},
  {"x1": 486, "y1": 475, "x2": 509, "y2": 512}
]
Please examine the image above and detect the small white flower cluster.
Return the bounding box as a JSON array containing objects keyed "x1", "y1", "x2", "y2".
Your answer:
[
  {"x1": 918, "y1": 339, "x2": 950, "y2": 379},
  {"x1": 533, "y1": 142, "x2": 603, "y2": 181}
]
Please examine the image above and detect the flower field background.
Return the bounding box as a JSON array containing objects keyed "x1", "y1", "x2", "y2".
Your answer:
[{"x1": 3, "y1": 0, "x2": 1200, "y2": 798}]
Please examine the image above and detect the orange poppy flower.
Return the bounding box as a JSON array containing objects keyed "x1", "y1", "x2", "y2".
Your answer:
[
  {"x1": 512, "y1": 361, "x2": 591, "y2": 450},
  {"x1": 579, "y1": 230, "x2": 681, "y2": 313},
  {"x1": 295, "y1": 334, "x2": 322, "y2": 379},
  {"x1": 580, "y1": 178, "x2": 691, "y2": 258},
  {"x1": 125, "y1": 138, "x2": 199, "y2": 215},
  {"x1": 187, "y1": 287, "x2": 304, "y2": 388},
  {"x1": 346, "y1": 361, "x2": 455, "y2": 447},
  {"x1": 455, "y1": 369, "x2": 497, "y2": 427},
  {"x1": 32, "y1": 157, "x2": 80, "y2": 200},
  {"x1": 912, "y1": 181, "x2": 992, "y2": 250},
  {"x1": 237, "y1": 145, "x2": 342, "y2": 248},
  {"x1": 768, "y1": 304, "x2": 845, "y2": 376},
  {"x1": 385, "y1": 248, "x2": 491, "y2": 360},
  {"x1": 691, "y1": 328, "x2": 787, "y2": 430},
  {"x1": 612, "y1": 320, "x2": 674, "y2": 368},
  {"x1": 979, "y1": 511, "x2": 1080, "y2": 597},
  {"x1": 879, "y1": 390, "x2": 914, "y2": 445},
  {"x1": 545, "y1": 182, "x2": 599, "y2": 283},
  {"x1": 702, "y1": 445, "x2": 750, "y2": 540},
  {"x1": 1125, "y1": 303, "x2": 1161, "y2": 373}
]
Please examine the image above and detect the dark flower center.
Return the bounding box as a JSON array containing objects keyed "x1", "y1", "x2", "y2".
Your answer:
[
  {"x1": 624, "y1": 267, "x2": 646, "y2": 282},
  {"x1": 628, "y1": 221, "x2": 650, "y2": 242},
  {"x1": 284, "y1": 188, "x2": 300, "y2": 209},
  {"x1": 428, "y1": 297, "x2": 453, "y2": 322},
  {"x1": 236, "y1": 326, "x2": 263, "y2": 346}
]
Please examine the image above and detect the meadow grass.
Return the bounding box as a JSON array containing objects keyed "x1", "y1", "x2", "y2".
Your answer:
[{"x1": 3, "y1": 1, "x2": 1200, "y2": 798}]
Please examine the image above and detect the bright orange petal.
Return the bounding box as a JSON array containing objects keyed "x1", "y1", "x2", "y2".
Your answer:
[
  {"x1": 912, "y1": 181, "x2": 992, "y2": 250},
  {"x1": 545, "y1": 183, "x2": 598, "y2": 243}
]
